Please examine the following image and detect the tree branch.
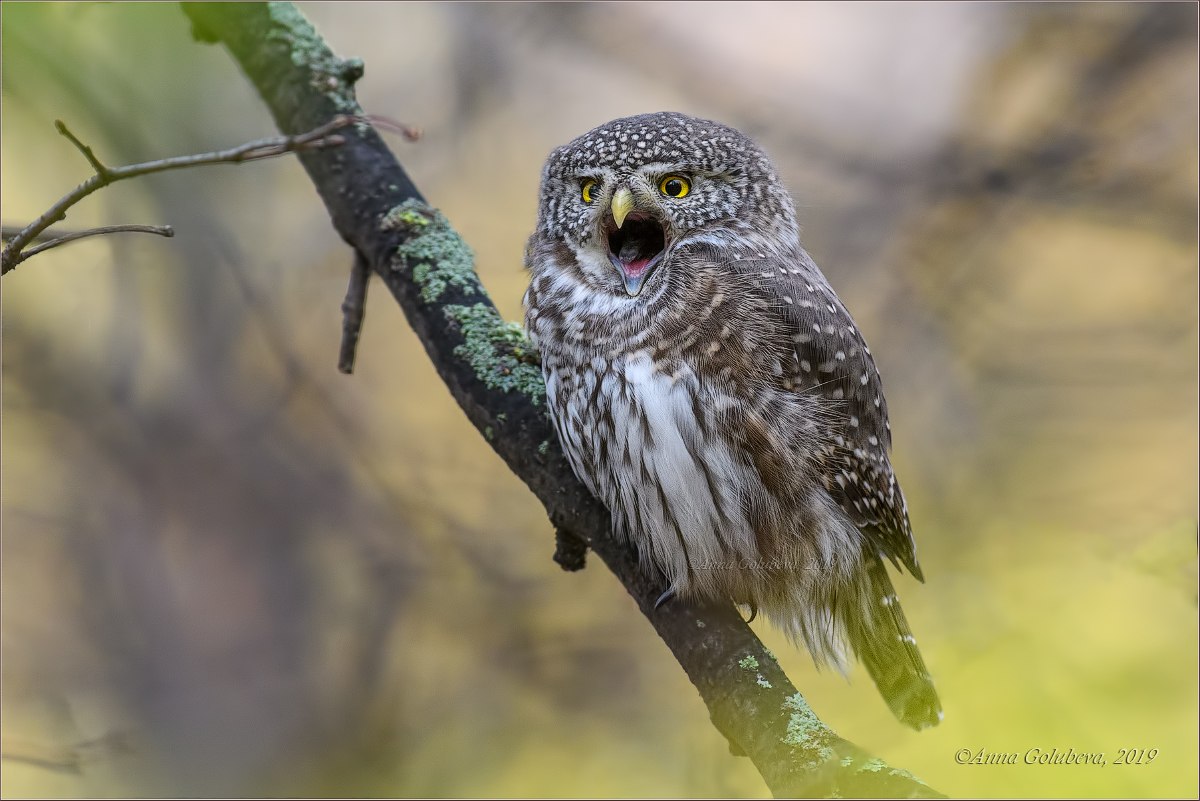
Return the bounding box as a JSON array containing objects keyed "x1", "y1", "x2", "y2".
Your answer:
[
  {"x1": 180, "y1": 3, "x2": 942, "y2": 796},
  {"x1": 0, "y1": 116, "x2": 352, "y2": 275}
]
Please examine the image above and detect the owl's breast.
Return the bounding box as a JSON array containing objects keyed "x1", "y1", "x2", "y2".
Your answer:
[{"x1": 542, "y1": 346, "x2": 768, "y2": 593}]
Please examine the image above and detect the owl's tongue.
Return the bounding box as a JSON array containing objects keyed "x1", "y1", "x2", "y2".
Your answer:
[{"x1": 618, "y1": 241, "x2": 652, "y2": 276}]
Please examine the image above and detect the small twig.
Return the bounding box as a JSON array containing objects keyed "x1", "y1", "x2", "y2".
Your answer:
[
  {"x1": 363, "y1": 114, "x2": 421, "y2": 142},
  {"x1": 55, "y1": 120, "x2": 111, "y2": 179},
  {"x1": 19, "y1": 224, "x2": 174, "y2": 260},
  {"x1": 3, "y1": 226, "x2": 79, "y2": 243},
  {"x1": 0, "y1": 115, "x2": 358, "y2": 276},
  {"x1": 1, "y1": 730, "x2": 132, "y2": 776},
  {"x1": 338, "y1": 250, "x2": 371, "y2": 374}
]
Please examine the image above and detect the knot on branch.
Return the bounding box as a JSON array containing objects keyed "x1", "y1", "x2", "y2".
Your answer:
[
  {"x1": 553, "y1": 527, "x2": 588, "y2": 572},
  {"x1": 340, "y1": 57, "x2": 365, "y2": 85}
]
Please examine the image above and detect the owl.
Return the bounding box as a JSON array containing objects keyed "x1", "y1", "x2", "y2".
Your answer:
[{"x1": 523, "y1": 112, "x2": 941, "y2": 730}]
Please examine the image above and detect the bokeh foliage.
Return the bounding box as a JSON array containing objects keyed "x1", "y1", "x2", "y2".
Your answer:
[{"x1": 2, "y1": 2, "x2": 1196, "y2": 797}]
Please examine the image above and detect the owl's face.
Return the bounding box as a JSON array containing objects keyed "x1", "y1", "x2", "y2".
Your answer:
[{"x1": 535, "y1": 112, "x2": 798, "y2": 298}]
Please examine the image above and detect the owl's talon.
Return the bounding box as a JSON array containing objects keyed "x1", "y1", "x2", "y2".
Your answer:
[
  {"x1": 654, "y1": 588, "x2": 676, "y2": 609},
  {"x1": 745, "y1": 602, "x2": 758, "y2": 624}
]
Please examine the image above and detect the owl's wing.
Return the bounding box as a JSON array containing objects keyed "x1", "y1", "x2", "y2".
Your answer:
[{"x1": 726, "y1": 247, "x2": 924, "y2": 581}]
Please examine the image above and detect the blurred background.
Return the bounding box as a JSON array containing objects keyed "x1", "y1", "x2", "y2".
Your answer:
[{"x1": 2, "y1": 2, "x2": 1196, "y2": 796}]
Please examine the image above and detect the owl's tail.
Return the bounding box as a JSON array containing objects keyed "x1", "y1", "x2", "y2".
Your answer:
[{"x1": 847, "y1": 554, "x2": 943, "y2": 730}]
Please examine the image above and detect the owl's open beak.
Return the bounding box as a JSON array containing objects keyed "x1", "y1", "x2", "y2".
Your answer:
[{"x1": 605, "y1": 202, "x2": 667, "y2": 297}]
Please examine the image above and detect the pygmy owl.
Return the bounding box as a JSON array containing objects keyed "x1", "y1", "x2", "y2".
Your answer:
[{"x1": 523, "y1": 112, "x2": 941, "y2": 729}]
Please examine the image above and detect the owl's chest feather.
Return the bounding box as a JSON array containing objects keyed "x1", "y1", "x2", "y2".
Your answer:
[{"x1": 543, "y1": 348, "x2": 764, "y2": 591}]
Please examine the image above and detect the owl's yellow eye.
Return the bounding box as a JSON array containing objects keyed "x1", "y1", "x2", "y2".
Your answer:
[
  {"x1": 659, "y1": 175, "x2": 690, "y2": 198},
  {"x1": 581, "y1": 180, "x2": 598, "y2": 204}
]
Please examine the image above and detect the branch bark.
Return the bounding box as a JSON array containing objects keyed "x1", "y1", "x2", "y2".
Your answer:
[{"x1": 179, "y1": 3, "x2": 942, "y2": 797}]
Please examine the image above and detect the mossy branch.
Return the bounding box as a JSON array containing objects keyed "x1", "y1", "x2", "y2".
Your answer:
[{"x1": 180, "y1": 2, "x2": 942, "y2": 797}]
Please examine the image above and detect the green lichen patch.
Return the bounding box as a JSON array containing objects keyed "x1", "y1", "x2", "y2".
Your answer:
[
  {"x1": 381, "y1": 202, "x2": 431, "y2": 231},
  {"x1": 738, "y1": 655, "x2": 759, "y2": 671},
  {"x1": 384, "y1": 200, "x2": 484, "y2": 305},
  {"x1": 781, "y1": 693, "x2": 836, "y2": 763},
  {"x1": 695, "y1": 620, "x2": 706, "y2": 628},
  {"x1": 855, "y1": 757, "x2": 919, "y2": 782},
  {"x1": 756, "y1": 673, "x2": 772, "y2": 689},
  {"x1": 266, "y1": 2, "x2": 364, "y2": 115},
  {"x1": 484, "y1": 427, "x2": 494, "y2": 440},
  {"x1": 765, "y1": 647, "x2": 778, "y2": 661},
  {"x1": 443, "y1": 303, "x2": 544, "y2": 404},
  {"x1": 538, "y1": 440, "x2": 549, "y2": 455}
]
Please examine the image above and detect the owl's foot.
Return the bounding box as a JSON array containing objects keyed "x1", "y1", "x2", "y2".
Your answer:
[{"x1": 654, "y1": 587, "x2": 676, "y2": 609}]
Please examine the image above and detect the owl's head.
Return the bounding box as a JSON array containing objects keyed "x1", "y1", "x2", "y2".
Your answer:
[{"x1": 535, "y1": 112, "x2": 798, "y2": 297}]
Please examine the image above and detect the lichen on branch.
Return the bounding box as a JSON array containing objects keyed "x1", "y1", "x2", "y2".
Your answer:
[
  {"x1": 444, "y1": 303, "x2": 545, "y2": 404},
  {"x1": 383, "y1": 199, "x2": 484, "y2": 305},
  {"x1": 380, "y1": 199, "x2": 544, "y2": 403},
  {"x1": 782, "y1": 692, "x2": 838, "y2": 765},
  {"x1": 266, "y1": 1, "x2": 364, "y2": 114}
]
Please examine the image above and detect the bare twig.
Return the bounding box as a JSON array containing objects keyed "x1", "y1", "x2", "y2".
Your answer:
[
  {"x1": 1, "y1": 730, "x2": 133, "y2": 776},
  {"x1": 362, "y1": 114, "x2": 421, "y2": 142},
  {"x1": 0, "y1": 115, "x2": 356, "y2": 276},
  {"x1": 3, "y1": 226, "x2": 78, "y2": 242},
  {"x1": 55, "y1": 119, "x2": 111, "y2": 179},
  {"x1": 338, "y1": 250, "x2": 371, "y2": 374},
  {"x1": 16, "y1": 224, "x2": 174, "y2": 260}
]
